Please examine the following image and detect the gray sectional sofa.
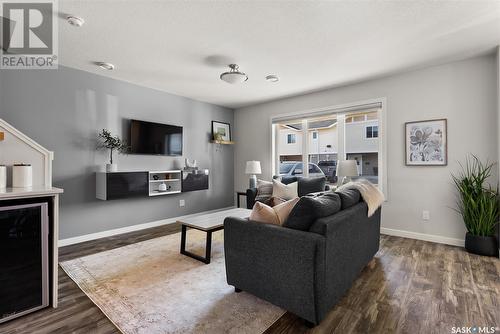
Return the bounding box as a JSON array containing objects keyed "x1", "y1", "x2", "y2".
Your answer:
[{"x1": 224, "y1": 189, "x2": 381, "y2": 326}]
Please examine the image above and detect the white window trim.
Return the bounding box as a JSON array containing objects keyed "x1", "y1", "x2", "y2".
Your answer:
[
  {"x1": 270, "y1": 97, "x2": 388, "y2": 199},
  {"x1": 287, "y1": 133, "x2": 296, "y2": 144}
]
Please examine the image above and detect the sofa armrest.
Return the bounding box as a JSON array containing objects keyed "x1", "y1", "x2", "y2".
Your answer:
[
  {"x1": 308, "y1": 202, "x2": 381, "y2": 321},
  {"x1": 224, "y1": 217, "x2": 326, "y2": 323},
  {"x1": 245, "y1": 188, "x2": 257, "y2": 209}
]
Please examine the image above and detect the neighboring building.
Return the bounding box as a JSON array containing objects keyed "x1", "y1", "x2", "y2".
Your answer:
[{"x1": 277, "y1": 112, "x2": 379, "y2": 177}]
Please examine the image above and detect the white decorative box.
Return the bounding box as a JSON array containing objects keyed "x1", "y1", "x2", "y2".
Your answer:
[{"x1": 12, "y1": 164, "x2": 33, "y2": 188}]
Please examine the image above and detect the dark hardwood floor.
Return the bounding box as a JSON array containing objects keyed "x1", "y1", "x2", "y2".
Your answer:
[{"x1": 1, "y1": 223, "x2": 499, "y2": 334}]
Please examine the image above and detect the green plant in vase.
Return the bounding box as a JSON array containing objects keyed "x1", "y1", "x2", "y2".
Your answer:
[
  {"x1": 97, "y1": 129, "x2": 129, "y2": 172},
  {"x1": 452, "y1": 154, "x2": 499, "y2": 256}
]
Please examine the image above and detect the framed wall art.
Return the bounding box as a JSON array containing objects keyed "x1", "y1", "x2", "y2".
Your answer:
[
  {"x1": 212, "y1": 121, "x2": 231, "y2": 142},
  {"x1": 405, "y1": 119, "x2": 447, "y2": 166}
]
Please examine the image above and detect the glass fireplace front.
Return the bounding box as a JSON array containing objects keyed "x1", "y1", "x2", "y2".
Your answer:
[{"x1": 0, "y1": 202, "x2": 49, "y2": 323}]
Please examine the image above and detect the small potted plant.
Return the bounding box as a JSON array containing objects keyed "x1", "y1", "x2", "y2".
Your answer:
[
  {"x1": 97, "y1": 129, "x2": 129, "y2": 172},
  {"x1": 452, "y1": 154, "x2": 499, "y2": 256}
]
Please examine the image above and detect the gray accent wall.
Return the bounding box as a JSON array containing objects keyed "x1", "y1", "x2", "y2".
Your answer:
[
  {"x1": 0, "y1": 66, "x2": 234, "y2": 239},
  {"x1": 234, "y1": 54, "x2": 498, "y2": 243}
]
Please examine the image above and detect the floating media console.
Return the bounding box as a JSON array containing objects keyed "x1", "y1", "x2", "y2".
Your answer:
[{"x1": 96, "y1": 170, "x2": 208, "y2": 200}]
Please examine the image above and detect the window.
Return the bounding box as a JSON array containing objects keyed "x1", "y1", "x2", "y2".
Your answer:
[
  {"x1": 273, "y1": 104, "x2": 384, "y2": 193},
  {"x1": 309, "y1": 163, "x2": 322, "y2": 174},
  {"x1": 279, "y1": 162, "x2": 295, "y2": 174},
  {"x1": 366, "y1": 126, "x2": 378, "y2": 138}
]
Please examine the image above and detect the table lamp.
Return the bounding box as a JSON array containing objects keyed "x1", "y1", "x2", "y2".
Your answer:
[
  {"x1": 245, "y1": 161, "x2": 261, "y2": 189},
  {"x1": 336, "y1": 160, "x2": 358, "y2": 185}
]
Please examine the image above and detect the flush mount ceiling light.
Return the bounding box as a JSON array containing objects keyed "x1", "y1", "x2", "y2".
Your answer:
[
  {"x1": 265, "y1": 75, "x2": 279, "y2": 82},
  {"x1": 220, "y1": 64, "x2": 248, "y2": 84},
  {"x1": 97, "y1": 62, "x2": 115, "y2": 70},
  {"x1": 66, "y1": 15, "x2": 85, "y2": 27}
]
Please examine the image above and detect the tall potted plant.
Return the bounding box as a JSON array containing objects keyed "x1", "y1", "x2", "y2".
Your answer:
[
  {"x1": 97, "y1": 129, "x2": 129, "y2": 172},
  {"x1": 452, "y1": 155, "x2": 499, "y2": 256}
]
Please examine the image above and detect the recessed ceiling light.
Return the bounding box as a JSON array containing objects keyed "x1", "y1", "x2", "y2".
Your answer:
[
  {"x1": 220, "y1": 64, "x2": 248, "y2": 84},
  {"x1": 97, "y1": 62, "x2": 115, "y2": 70},
  {"x1": 265, "y1": 75, "x2": 279, "y2": 83},
  {"x1": 66, "y1": 15, "x2": 85, "y2": 27}
]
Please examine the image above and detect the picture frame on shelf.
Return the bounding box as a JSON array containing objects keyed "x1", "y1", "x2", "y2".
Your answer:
[
  {"x1": 405, "y1": 118, "x2": 447, "y2": 166},
  {"x1": 212, "y1": 121, "x2": 231, "y2": 142}
]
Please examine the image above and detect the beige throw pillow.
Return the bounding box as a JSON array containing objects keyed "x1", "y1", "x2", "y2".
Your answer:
[
  {"x1": 273, "y1": 197, "x2": 300, "y2": 224},
  {"x1": 249, "y1": 197, "x2": 299, "y2": 225},
  {"x1": 272, "y1": 179, "x2": 298, "y2": 200},
  {"x1": 250, "y1": 202, "x2": 280, "y2": 225}
]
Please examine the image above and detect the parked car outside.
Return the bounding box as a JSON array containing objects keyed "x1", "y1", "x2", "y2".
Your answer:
[
  {"x1": 279, "y1": 162, "x2": 325, "y2": 178},
  {"x1": 318, "y1": 160, "x2": 337, "y2": 183}
]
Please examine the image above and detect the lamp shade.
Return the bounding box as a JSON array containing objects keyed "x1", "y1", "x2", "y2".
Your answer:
[
  {"x1": 245, "y1": 161, "x2": 262, "y2": 174},
  {"x1": 336, "y1": 160, "x2": 358, "y2": 177}
]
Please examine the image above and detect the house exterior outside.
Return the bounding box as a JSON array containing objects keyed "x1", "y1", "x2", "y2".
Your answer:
[{"x1": 277, "y1": 112, "x2": 379, "y2": 180}]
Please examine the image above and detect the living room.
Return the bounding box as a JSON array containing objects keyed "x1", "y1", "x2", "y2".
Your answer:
[{"x1": 0, "y1": 1, "x2": 499, "y2": 333}]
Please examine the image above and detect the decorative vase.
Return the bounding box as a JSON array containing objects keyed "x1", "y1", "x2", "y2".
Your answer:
[
  {"x1": 106, "y1": 164, "x2": 118, "y2": 172},
  {"x1": 158, "y1": 182, "x2": 167, "y2": 192},
  {"x1": 464, "y1": 232, "x2": 499, "y2": 257}
]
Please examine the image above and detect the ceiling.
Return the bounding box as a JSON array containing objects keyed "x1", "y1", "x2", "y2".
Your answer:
[{"x1": 57, "y1": 1, "x2": 500, "y2": 109}]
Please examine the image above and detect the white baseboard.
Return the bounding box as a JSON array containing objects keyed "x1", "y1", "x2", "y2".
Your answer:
[
  {"x1": 381, "y1": 227, "x2": 464, "y2": 247},
  {"x1": 60, "y1": 210, "x2": 465, "y2": 248},
  {"x1": 58, "y1": 206, "x2": 236, "y2": 247}
]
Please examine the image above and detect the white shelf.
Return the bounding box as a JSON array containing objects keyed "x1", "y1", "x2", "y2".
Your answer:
[
  {"x1": 149, "y1": 179, "x2": 180, "y2": 183},
  {"x1": 149, "y1": 170, "x2": 181, "y2": 174},
  {"x1": 0, "y1": 186, "x2": 64, "y2": 200},
  {"x1": 149, "y1": 190, "x2": 181, "y2": 196}
]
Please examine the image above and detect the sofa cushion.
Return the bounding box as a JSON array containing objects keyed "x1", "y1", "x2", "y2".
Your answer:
[
  {"x1": 250, "y1": 202, "x2": 280, "y2": 225},
  {"x1": 274, "y1": 197, "x2": 300, "y2": 225},
  {"x1": 255, "y1": 179, "x2": 273, "y2": 205},
  {"x1": 284, "y1": 192, "x2": 342, "y2": 231},
  {"x1": 335, "y1": 188, "x2": 361, "y2": 210},
  {"x1": 272, "y1": 179, "x2": 298, "y2": 200},
  {"x1": 298, "y1": 177, "x2": 326, "y2": 197},
  {"x1": 250, "y1": 197, "x2": 299, "y2": 225},
  {"x1": 269, "y1": 196, "x2": 287, "y2": 207},
  {"x1": 280, "y1": 175, "x2": 298, "y2": 185}
]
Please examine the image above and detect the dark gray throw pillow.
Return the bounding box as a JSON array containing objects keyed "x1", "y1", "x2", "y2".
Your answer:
[
  {"x1": 298, "y1": 177, "x2": 326, "y2": 196},
  {"x1": 335, "y1": 188, "x2": 361, "y2": 210},
  {"x1": 284, "y1": 192, "x2": 341, "y2": 231},
  {"x1": 280, "y1": 175, "x2": 298, "y2": 185}
]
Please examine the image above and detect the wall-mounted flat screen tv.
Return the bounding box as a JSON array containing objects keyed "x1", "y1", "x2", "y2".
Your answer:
[{"x1": 130, "y1": 119, "x2": 183, "y2": 156}]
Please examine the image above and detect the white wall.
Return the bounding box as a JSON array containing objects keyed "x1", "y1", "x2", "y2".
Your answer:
[
  {"x1": 234, "y1": 54, "x2": 498, "y2": 243},
  {"x1": 497, "y1": 47, "x2": 500, "y2": 254},
  {"x1": 278, "y1": 126, "x2": 339, "y2": 156},
  {"x1": 1, "y1": 66, "x2": 234, "y2": 239},
  {"x1": 278, "y1": 127, "x2": 302, "y2": 156},
  {"x1": 345, "y1": 120, "x2": 378, "y2": 153},
  {"x1": 310, "y1": 127, "x2": 338, "y2": 154},
  {"x1": 0, "y1": 122, "x2": 47, "y2": 187}
]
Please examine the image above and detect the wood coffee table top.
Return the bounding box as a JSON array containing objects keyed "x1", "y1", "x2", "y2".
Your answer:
[{"x1": 176, "y1": 207, "x2": 251, "y2": 231}]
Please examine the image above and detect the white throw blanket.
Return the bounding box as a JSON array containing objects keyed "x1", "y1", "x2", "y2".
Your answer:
[{"x1": 337, "y1": 179, "x2": 385, "y2": 217}]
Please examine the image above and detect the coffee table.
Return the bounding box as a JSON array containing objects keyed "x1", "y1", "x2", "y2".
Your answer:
[{"x1": 178, "y1": 207, "x2": 251, "y2": 264}]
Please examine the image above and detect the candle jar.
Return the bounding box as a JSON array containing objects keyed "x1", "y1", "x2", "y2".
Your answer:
[{"x1": 12, "y1": 164, "x2": 32, "y2": 188}]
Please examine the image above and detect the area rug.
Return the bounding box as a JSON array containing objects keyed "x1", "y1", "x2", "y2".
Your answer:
[{"x1": 60, "y1": 229, "x2": 285, "y2": 334}]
